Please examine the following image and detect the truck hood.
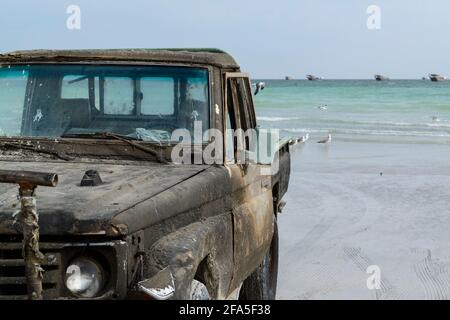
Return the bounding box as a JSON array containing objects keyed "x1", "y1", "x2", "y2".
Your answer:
[{"x1": 0, "y1": 161, "x2": 210, "y2": 236}]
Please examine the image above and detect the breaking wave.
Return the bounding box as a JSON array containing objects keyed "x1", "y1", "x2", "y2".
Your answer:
[
  {"x1": 284, "y1": 127, "x2": 450, "y2": 138},
  {"x1": 257, "y1": 116, "x2": 301, "y2": 122},
  {"x1": 257, "y1": 117, "x2": 450, "y2": 128}
]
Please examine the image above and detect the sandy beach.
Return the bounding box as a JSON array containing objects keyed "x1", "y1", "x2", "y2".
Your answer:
[{"x1": 278, "y1": 139, "x2": 450, "y2": 299}]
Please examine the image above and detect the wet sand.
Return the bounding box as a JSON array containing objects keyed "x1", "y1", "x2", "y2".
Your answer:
[{"x1": 277, "y1": 139, "x2": 450, "y2": 299}]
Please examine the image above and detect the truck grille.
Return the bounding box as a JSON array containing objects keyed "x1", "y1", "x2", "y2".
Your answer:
[{"x1": 0, "y1": 242, "x2": 62, "y2": 300}]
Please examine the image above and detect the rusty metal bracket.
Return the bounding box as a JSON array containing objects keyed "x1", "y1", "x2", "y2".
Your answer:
[{"x1": 0, "y1": 170, "x2": 58, "y2": 300}]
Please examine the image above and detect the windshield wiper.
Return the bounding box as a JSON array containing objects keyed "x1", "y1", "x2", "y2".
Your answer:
[
  {"x1": 67, "y1": 76, "x2": 89, "y2": 84},
  {"x1": 62, "y1": 132, "x2": 141, "y2": 141},
  {"x1": 0, "y1": 142, "x2": 74, "y2": 161},
  {"x1": 61, "y1": 132, "x2": 168, "y2": 163}
]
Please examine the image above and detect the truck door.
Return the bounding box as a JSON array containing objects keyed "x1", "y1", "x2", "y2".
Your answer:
[{"x1": 224, "y1": 73, "x2": 275, "y2": 291}]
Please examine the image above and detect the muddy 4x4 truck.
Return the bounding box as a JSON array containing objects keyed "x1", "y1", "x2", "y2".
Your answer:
[{"x1": 0, "y1": 49, "x2": 291, "y2": 300}]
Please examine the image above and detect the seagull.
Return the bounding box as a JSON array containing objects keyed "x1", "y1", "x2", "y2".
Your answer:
[
  {"x1": 317, "y1": 134, "x2": 331, "y2": 144},
  {"x1": 254, "y1": 82, "x2": 266, "y2": 95},
  {"x1": 431, "y1": 116, "x2": 441, "y2": 122},
  {"x1": 317, "y1": 104, "x2": 328, "y2": 111},
  {"x1": 297, "y1": 133, "x2": 309, "y2": 143}
]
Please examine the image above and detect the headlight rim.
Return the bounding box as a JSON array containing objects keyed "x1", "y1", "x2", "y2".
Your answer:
[{"x1": 64, "y1": 255, "x2": 107, "y2": 298}]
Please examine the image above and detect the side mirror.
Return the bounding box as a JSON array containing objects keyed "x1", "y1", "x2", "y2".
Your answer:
[{"x1": 254, "y1": 82, "x2": 266, "y2": 95}]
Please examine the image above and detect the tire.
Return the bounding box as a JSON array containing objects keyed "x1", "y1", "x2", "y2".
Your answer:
[{"x1": 239, "y1": 220, "x2": 279, "y2": 300}]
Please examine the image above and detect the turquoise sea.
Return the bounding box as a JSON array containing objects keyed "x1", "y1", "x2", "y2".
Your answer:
[{"x1": 253, "y1": 80, "x2": 450, "y2": 144}]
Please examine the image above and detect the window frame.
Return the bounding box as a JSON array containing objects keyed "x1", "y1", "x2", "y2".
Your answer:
[
  {"x1": 223, "y1": 72, "x2": 257, "y2": 163},
  {"x1": 6, "y1": 63, "x2": 212, "y2": 141}
]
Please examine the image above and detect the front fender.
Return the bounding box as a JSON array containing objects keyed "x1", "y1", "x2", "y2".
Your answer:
[{"x1": 146, "y1": 213, "x2": 234, "y2": 299}]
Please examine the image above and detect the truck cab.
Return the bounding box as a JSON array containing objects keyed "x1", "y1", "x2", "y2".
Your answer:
[{"x1": 0, "y1": 49, "x2": 290, "y2": 300}]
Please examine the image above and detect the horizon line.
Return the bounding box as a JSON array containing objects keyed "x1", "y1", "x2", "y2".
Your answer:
[{"x1": 252, "y1": 78, "x2": 437, "y2": 81}]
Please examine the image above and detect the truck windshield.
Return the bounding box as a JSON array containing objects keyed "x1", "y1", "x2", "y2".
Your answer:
[{"x1": 0, "y1": 64, "x2": 209, "y2": 142}]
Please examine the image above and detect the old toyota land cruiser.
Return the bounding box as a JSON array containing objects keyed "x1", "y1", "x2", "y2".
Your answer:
[{"x1": 0, "y1": 49, "x2": 290, "y2": 300}]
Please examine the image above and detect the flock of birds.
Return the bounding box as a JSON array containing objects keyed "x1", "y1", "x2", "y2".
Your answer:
[
  {"x1": 289, "y1": 103, "x2": 332, "y2": 146},
  {"x1": 289, "y1": 133, "x2": 332, "y2": 146}
]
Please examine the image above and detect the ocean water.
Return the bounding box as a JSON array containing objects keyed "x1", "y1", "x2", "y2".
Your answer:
[{"x1": 253, "y1": 80, "x2": 450, "y2": 144}]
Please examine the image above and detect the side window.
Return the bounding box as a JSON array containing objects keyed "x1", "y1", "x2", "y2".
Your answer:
[
  {"x1": 187, "y1": 77, "x2": 208, "y2": 102},
  {"x1": 103, "y1": 77, "x2": 134, "y2": 115},
  {"x1": 140, "y1": 77, "x2": 175, "y2": 115},
  {"x1": 61, "y1": 75, "x2": 89, "y2": 99},
  {"x1": 61, "y1": 75, "x2": 100, "y2": 110},
  {"x1": 235, "y1": 78, "x2": 256, "y2": 130},
  {"x1": 227, "y1": 76, "x2": 256, "y2": 154},
  {"x1": 226, "y1": 78, "x2": 239, "y2": 163}
]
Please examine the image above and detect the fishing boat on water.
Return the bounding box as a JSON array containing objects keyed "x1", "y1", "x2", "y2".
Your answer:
[
  {"x1": 374, "y1": 74, "x2": 389, "y2": 81},
  {"x1": 428, "y1": 74, "x2": 446, "y2": 82},
  {"x1": 306, "y1": 74, "x2": 322, "y2": 81}
]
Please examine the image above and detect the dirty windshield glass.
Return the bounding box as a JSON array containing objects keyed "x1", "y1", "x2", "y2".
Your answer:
[{"x1": 0, "y1": 65, "x2": 209, "y2": 142}]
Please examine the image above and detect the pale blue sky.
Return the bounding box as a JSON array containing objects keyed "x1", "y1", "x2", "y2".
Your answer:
[{"x1": 1, "y1": 0, "x2": 449, "y2": 79}]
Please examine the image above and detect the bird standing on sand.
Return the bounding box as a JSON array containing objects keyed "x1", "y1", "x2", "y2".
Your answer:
[
  {"x1": 254, "y1": 82, "x2": 266, "y2": 95},
  {"x1": 297, "y1": 133, "x2": 309, "y2": 143},
  {"x1": 317, "y1": 134, "x2": 331, "y2": 143},
  {"x1": 431, "y1": 116, "x2": 441, "y2": 122}
]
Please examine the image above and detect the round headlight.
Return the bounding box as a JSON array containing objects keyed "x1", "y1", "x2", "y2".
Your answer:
[{"x1": 65, "y1": 257, "x2": 104, "y2": 298}]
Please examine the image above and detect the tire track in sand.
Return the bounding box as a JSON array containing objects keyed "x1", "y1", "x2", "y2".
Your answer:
[
  {"x1": 344, "y1": 247, "x2": 401, "y2": 300},
  {"x1": 413, "y1": 249, "x2": 450, "y2": 300},
  {"x1": 293, "y1": 177, "x2": 369, "y2": 243},
  {"x1": 280, "y1": 174, "x2": 384, "y2": 299},
  {"x1": 283, "y1": 175, "x2": 378, "y2": 268}
]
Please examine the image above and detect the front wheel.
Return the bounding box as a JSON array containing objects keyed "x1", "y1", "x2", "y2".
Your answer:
[{"x1": 239, "y1": 220, "x2": 279, "y2": 300}]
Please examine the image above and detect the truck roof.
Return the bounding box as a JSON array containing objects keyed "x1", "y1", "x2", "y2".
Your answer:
[{"x1": 0, "y1": 48, "x2": 240, "y2": 69}]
